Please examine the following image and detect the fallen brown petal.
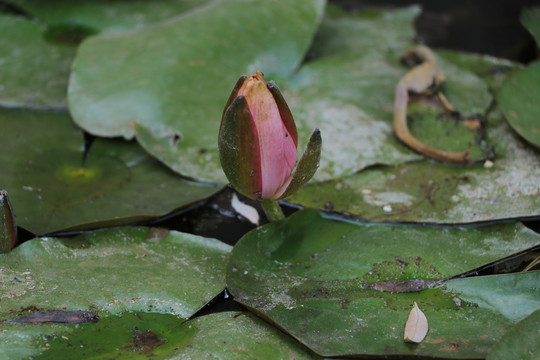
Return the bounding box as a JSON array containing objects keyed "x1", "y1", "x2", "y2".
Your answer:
[{"x1": 404, "y1": 302, "x2": 428, "y2": 343}]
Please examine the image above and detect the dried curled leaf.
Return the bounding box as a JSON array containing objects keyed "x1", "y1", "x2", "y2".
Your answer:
[{"x1": 404, "y1": 301, "x2": 428, "y2": 343}]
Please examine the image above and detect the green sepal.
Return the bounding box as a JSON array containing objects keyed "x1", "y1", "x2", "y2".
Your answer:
[
  {"x1": 218, "y1": 96, "x2": 262, "y2": 199},
  {"x1": 0, "y1": 189, "x2": 17, "y2": 252},
  {"x1": 221, "y1": 75, "x2": 247, "y2": 121},
  {"x1": 280, "y1": 128, "x2": 321, "y2": 199}
]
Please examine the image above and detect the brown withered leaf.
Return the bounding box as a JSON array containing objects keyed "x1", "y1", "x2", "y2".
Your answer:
[
  {"x1": 404, "y1": 302, "x2": 428, "y2": 343},
  {"x1": 6, "y1": 311, "x2": 99, "y2": 324}
]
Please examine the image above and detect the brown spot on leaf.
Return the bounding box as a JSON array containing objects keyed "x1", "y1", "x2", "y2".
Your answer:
[
  {"x1": 6, "y1": 311, "x2": 99, "y2": 324},
  {"x1": 132, "y1": 330, "x2": 167, "y2": 352},
  {"x1": 146, "y1": 227, "x2": 169, "y2": 242}
]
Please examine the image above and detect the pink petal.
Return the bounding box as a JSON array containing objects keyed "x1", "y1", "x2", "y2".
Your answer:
[{"x1": 243, "y1": 80, "x2": 297, "y2": 199}]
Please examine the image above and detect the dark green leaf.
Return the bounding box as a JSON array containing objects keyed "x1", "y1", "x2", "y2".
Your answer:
[
  {"x1": 499, "y1": 61, "x2": 540, "y2": 149},
  {"x1": 521, "y1": 7, "x2": 540, "y2": 47},
  {"x1": 486, "y1": 309, "x2": 540, "y2": 360}
]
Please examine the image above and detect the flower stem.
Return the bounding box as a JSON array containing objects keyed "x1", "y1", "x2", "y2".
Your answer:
[{"x1": 260, "y1": 200, "x2": 285, "y2": 222}]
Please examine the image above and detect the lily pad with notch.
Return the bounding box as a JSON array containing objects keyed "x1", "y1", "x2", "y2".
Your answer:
[
  {"x1": 68, "y1": 0, "x2": 326, "y2": 183},
  {"x1": 0, "y1": 108, "x2": 222, "y2": 235}
]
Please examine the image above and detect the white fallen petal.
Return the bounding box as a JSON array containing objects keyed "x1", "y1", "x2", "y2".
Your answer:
[
  {"x1": 404, "y1": 301, "x2": 428, "y2": 343},
  {"x1": 231, "y1": 193, "x2": 260, "y2": 225}
]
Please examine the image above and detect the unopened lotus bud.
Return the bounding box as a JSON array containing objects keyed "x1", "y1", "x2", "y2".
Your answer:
[{"x1": 219, "y1": 72, "x2": 321, "y2": 201}]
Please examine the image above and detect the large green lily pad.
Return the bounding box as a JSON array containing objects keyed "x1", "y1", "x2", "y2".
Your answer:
[
  {"x1": 498, "y1": 60, "x2": 540, "y2": 149},
  {"x1": 68, "y1": 0, "x2": 325, "y2": 183},
  {"x1": 1, "y1": 311, "x2": 320, "y2": 360},
  {"x1": 0, "y1": 108, "x2": 221, "y2": 235},
  {"x1": 288, "y1": 107, "x2": 540, "y2": 223},
  {"x1": 9, "y1": 0, "x2": 211, "y2": 34},
  {"x1": 0, "y1": 226, "x2": 231, "y2": 318},
  {"x1": 0, "y1": 14, "x2": 75, "y2": 109},
  {"x1": 226, "y1": 209, "x2": 540, "y2": 358}
]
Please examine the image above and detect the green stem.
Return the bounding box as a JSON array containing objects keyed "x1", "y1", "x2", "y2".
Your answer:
[{"x1": 260, "y1": 200, "x2": 285, "y2": 222}]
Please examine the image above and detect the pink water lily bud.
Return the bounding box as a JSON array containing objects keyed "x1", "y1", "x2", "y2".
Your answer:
[{"x1": 219, "y1": 72, "x2": 321, "y2": 201}]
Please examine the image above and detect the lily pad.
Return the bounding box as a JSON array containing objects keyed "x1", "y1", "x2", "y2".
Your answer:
[
  {"x1": 0, "y1": 14, "x2": 75, "y2": 109},
  {"x1": 498, "y1": 60, "x2": 540, "y2": 149},
  {"x1": 68, "y1": 0, "x2": 325, "y2": 182},
  {"x1": 406, "y1": 102, "x2": 490, "y2": 162},
  {"x1": 486, "y1": 309, "x2": 540, "y2": 360},
  {"x1": 1, "y1": 311, "x2": 320, "y2": 360},
  {"x1": 284, "y1": 52, "x2": 421, "y2": 181},
  {"x1": 283, "y1": 49, "x2": 494, "y2": 180},
  {"x1": 288, "y1": 108, "x2": 540, "y2": 223},
  {"x1": 9, "y1": 0, "x2": 211, "y2": 34},
  {"x1": 521, "y1": 7, "x2": 540, "y2": 46},
  {"x1": 0, "y1": 226, "x2": 231, "y2": 318},
  {"x1": 226, "y1": 209, "x2": 540, "y2": 358},
  {"x1": 0, "y1": 108, "x2": 222, "y2": 235},
  {"x1": 437, "y1": 56, "x2": 493, "y2": 116},
  {"x1": 436, "y1": 49, "x2": 523, "y2": 92},
  {"x1": 309, "y1": 4, "x2": 421, "y2": 58}
]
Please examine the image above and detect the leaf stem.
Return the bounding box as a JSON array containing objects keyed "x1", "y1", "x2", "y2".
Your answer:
[{"x1": 260, "y1": 200, "x2": 286, "y2": 222}]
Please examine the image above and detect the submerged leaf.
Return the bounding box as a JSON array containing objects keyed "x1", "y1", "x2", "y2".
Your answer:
[{"x1": 404, "y1": 302, "x2": 428, "y2": 343}]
